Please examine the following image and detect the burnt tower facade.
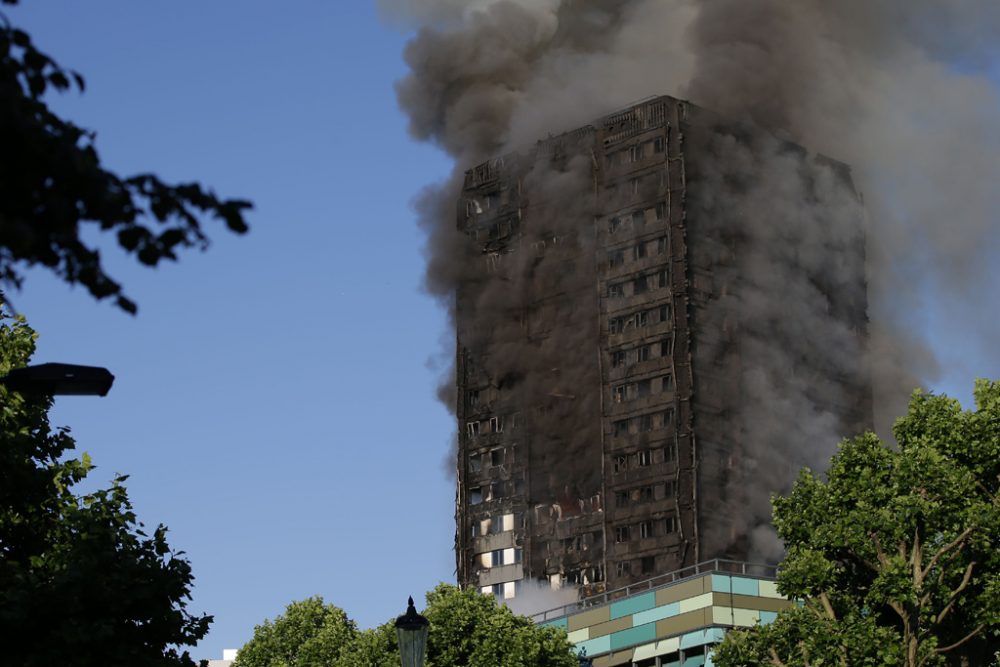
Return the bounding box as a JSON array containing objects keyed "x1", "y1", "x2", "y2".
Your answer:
[{"x1": 454, "y1": 95, "x2": 870, "y2": 601}]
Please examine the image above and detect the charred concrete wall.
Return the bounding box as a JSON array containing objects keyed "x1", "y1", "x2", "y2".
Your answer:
[{"x1": 455, "y1": 95, "x2": 870, "y2": 600}]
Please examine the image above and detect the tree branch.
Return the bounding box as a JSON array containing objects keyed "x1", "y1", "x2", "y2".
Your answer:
[
  {"x1": 921, "y1": 526, "x2": 976, "y2": 581},
  {"x1": 935, "y1": 624, "x2": 985, "y2": 654},
  {"x1": 934, "y1": 561, "x2": 976, "y2": 627},
  {"x1": 768, "y1": 647, "x2": 789, "y2": 667}
]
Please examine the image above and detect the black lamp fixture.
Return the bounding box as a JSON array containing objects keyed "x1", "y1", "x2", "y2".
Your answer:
[
  {"x1": 0, "y1": 363, "x2": 115, "y2": 397},
  {"x1": 395, "y1": 596, "x2": 429, "y2": 667}
]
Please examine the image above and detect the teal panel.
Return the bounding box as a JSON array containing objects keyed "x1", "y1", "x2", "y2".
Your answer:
[
  {"x1": 663, "y1": 662, "x2": 680, "y2": 667},
  {"x1": 540, "y1": 618, "x2": 569, "y2": 630},
  {"x1": 707, "y1": 628, "x2": 726, "y2": 643},
  {"x1": 610, "y1": 623, "x2": 657, "y2": 652},
  {"x1": 632, "y1": 602, "x2": 680, "y2": 626},
  {"x1": 731, "y1": 577, "x2": 760, "y2": 597},
  {"x1": 576, "y1": 634, "x2": 611, "y2": 657},
  {"x1": 610, "y1": 591, "x2": 656, "y2": 620},
  {"x1": 759, "y1": 611, "x2": 778, "y2": 625},
  {"x1": 681, "y1": 629, "x2": 717, "y2": 650},
  {"x1": 682, "y1": 656, "x2": 706, "y2": 667},
  {"x1": 710, "y1": 574, "x2": 731, "y2": 593},
  {"x1": 706, "y1": 652, "x2": 716, "y2": 667}
]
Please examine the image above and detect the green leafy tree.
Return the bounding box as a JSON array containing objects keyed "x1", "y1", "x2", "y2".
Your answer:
[
  {"x1": 236, "y1": 585, "x2": 578, "y2": 667},
  {"x1": 422, "y1": 584, "x2": 578, "y2": 667},
  {"x1": 233, "y1": 597, "x2": 358, "y2": 667},
  {"x1": 0, "y1": 0, "x2": 251, "y2": 313},
  {"x1": 714, "y1": 382, "x2": 1000, "y2": 667},
  {"x1": 0, "y1": 307, "x2": 212, "y2": 666}
]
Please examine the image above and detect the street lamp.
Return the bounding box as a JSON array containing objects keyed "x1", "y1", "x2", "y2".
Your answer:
[
  {"x1": 0, "y1": 363, "x2": 114, "y2": 396},
  {"x1": 395, "y1": 596, "x2": 429, "y2": 667}
]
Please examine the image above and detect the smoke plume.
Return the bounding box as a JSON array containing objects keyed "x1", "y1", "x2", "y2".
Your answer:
[{"x1": 384, "y1": 0, "x2": 1000, "y2": 560}]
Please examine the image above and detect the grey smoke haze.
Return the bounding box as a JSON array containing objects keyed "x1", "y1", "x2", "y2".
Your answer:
[{"x1": 386, "y1": 0, "x2": 1000, "y2": 559}]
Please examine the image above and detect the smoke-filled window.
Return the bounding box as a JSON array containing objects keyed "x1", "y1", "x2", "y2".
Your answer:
[
  {"x1": 639, "y1": 520, "x2": 653, "y2": 539},
  {"x1": 615, "y1": 525, "x2": 630, "y2": 543}
]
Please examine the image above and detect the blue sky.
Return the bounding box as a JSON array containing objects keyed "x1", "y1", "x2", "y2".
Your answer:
[
  {"x1": 7, "y1": 2, "x2": 456, "y2": 659},
  {"x1": 6, "y1": 1, "x2": 1000, "y2": 661}
]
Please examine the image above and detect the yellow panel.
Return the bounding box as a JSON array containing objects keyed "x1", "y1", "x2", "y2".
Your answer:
[
  {"x1": 712, "y1": 606, "x2": 734, "y2": 626},
  {"x1": 677, "y1": 592, "x2": 713, "y2": 614},
  {"x1": 567, "y1": 628, "x2": 590, "y2": 644},
  {"x1": 758, "y1": 580, "x2": 783, "y2": 599},
  {"x1": 732, "y1": 608, "x2": 761, "y2": 627}
]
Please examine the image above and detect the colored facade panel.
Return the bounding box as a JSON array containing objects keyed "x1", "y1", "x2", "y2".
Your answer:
[
  {"x1": 678, "y1": 592, "x2": 713, "y2": 614},
  {"x1": 710, "y1": 574, "x2": 732, "y2": 593},
  {"x1": 588, "y1": 615, "x2": 633, "y2": 639},
  {"x1": 538, "y1": 567, "x2": 789, "y2": 662},
  {"x1": 568, "y1": 606, "x2": 611, "y2": 632},
  {"x1": 632, "y1": 601, "x2": 680, "y2": 626},
  {"x1": 576, "y1": 634, "x2": 612, "y2": 658},
  {"x1": 610, "y1": 623, "x2": 658, "y2": 651},
  {"x1": 731, "y1": 577, "x2": 760, "y2": 597},
  {"x1": 758, "y1": 580, "x2": 782, "y2": 599},
  {"x1": 656, "y1": 576, "x2": 710, "y2": 606},
  {"x1": 610, "y1": 591, "x2": 655, "y2": 619},
  {"x1": 681, "y1": 628, "x2": 725, "y2": 649},
  {"x1": 731, "y1": 593, "x2": 793, "y2": 613},
  {"x1": 732, "y1": 608, "x2": 761, "y2": 627},
  {"x1": 540, "y1": 617, "x2": 568, "y2": 630}
]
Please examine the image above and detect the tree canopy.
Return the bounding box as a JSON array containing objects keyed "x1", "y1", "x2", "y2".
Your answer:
[
  {"x1": 714, "y1": 381, "x2": 1000, "y2": 667},
  {"x1": 0, "y1": 0, "x2": 251, "y2": 313},
  {"x1": 0, "y1": 307, "x2": 211, "y2": 666},
  {"x1": 234, "y1": 584, "x2": 579, "y2": 667}
]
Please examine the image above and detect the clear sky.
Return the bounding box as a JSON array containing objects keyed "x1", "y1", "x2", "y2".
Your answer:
[{"x1": 6, "y1": 1, "x2": 1000, "y2": 662}]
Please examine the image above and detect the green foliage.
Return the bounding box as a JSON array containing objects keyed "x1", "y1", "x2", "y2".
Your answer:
[
  {"x1": 714, "y1": 383, "x2": 1000, "y2": 667},
  {"x1": 0, "y1": 0, "x2": 251, "y2": 313},
  {"x1": 423, "y1": 584, "x2": 578, "y2": 667},
  {"x1": 0, "y1": 307, "x2": 211, "y2": 666},
  {"x1": 236, "y1": 585, "x2": 578, "y2": 667},
  {"x1": 233, "y1": 597, "x2": 358, "y2": 667}
]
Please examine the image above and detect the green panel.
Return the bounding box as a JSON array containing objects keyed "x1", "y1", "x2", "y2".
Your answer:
[
  {"x1": 540, "y1": 617, "x2": 569, "y2": 630},
  {"x1": 760, "y1": 611, "x2": 778, "y2": 625},
  {"x1": 610, "y1": 623, "x2": 658, "y2": 652},
  {"x1": 682, "y1": 656, "x2": 706, "y2": 667},
  {"x1": 610, "y1": 591, "x2": 656, "y2": 620},
  {"x1": 731, "y1": 577, "x2": 760, "y2": 597}
]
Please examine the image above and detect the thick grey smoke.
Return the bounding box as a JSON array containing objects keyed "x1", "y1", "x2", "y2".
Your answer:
[{"x1": 385, "y1": 0, "x2": 1000, "y2": 559}]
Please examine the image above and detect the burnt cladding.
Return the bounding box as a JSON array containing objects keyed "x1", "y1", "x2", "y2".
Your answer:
[{"x1": 454, "y1": 95, "x2": 871, "y2": 601}]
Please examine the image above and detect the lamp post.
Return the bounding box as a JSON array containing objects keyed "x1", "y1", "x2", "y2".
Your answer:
[
  {"x1": 0, "y1": 363, "x2": 114, "y2": 396},
  {"x1": 395, "y1": 596, "x2": 429, "y2": 667}
]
